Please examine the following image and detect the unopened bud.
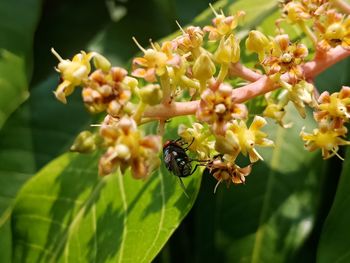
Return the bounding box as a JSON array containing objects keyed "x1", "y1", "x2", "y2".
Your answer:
[
  {"x1": 325, "y1": 23, "x2": 345, "y2": 41},
  {"x1": 245, "y1": 30, "x2": 269, "y2": 56},
  {"x1": 70, "y1": 130, "x2": 98, "y2": 153},
  {"x1": 123, "y1": 76, "x2": 139, "y2": 90},
  {"x1": 193, "y1": 53, "x2": 216, "y2": 81},
  {"x1": 214, "y1": 34, "x2": 240, "y2": 64},
  {"x1": 92, "y1": 53, "x2": 111, "y2": 72},
  {"x1": 139, "y1": 84, "x2": 163, "y2": 105}
]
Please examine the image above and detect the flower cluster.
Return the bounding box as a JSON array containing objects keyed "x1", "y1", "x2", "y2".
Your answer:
[
  {"x1": 51, "y1": 1, "x2": 350, "y2": 193},
  {"x1": 98, "y1": 116, "x2": 161, "y2": 178},
  {"x1": 301, "y1": 86, "x2": 350, "y2": 159},
  {"x1": 281, "y1": 0, "x2": 350, "y2": 51}
]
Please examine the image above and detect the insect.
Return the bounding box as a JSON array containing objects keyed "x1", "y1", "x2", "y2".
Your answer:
[{"x1": 163, "y1": 138, "x2": 200, "y2": 198}]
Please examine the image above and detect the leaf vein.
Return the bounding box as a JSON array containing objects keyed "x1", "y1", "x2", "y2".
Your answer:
[
  {"x1": 117, "y1": 174, "x2": 128, "y2": 263},
  {"x1": 141, "y1": 170, "x2": 166, "y2": 262}
]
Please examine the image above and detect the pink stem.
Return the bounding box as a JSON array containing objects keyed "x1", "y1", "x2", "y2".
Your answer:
[
  {"x1": 232, "y1": 76, "x2": 274, "y2": 103},
  {"x1": 333, "y1": 0, "x2": 350, "y2": 14},
  {"x1": 143, "y1": 47, "x2": 350, "y2": 119},
  {"x1": 229, "y1": 62, "x2": 262, "y2": 82},
  {"x1": 144, "y1": 101, "x2": 199, "y2": 118},
  {"x1": 303, "y1": 46, "x2": 350, "y2": 78}
]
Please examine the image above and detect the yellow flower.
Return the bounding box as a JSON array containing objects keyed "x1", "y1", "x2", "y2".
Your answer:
[
  {"x1": 131, "y1": 39, "x2": 180, "y2": 82},
  {"x1": 138, "y1": 84, "x2": 163, "y2": 106},
  {"x1": 82, "y1": 67, "x2": 131, "y2": 116},
  {"x1": 174, "y1": 25, "x2": 204, "y2": 55},
  {"x1": 263, "y1": 91, "x2": 291, "y2": 128},
  {"x1": 70, "y1": 130, "x2": 100, "y2": 153},
  {"x1": 282, "y1": 80, "x2": 318, "y2": 118},
  {"x1": 196, "y1": 83, "x2": 248, "y2": 133},
  {"x1": 178, "y1": 122, "x2": 213, "y2": 159},
  {"x1": 204, "y1": 8, "x2": 245, "y2": 41},
  {"x1": 245, "y1": 30, "x2": 270, "y2": 62},
  {"x1": 207, "y1": 157, "x2": 252, "y2": 193},
  {"x1": 300, "y1": 120, "x2": 350, "y2": 160},
  {"x1": 192, "y1": 53, "x2": 216, "y2": 82},
  {"x1": 261, "y1": 34, "x2": 308, "y2": 82},
  {"x1": 214, "y1": 34, "x2": 240, "y2": 64},
  {"x1": 283, "y1": 1, "x2": 311, "y2": 22},
  {"x1": 315, "y1": 10, "x2": 350, "y2": 51},
  {"x1": 51, "y1": 48, "x2": 111, "y2": 103},
  {"x1": 215, "y1": 116, "x2": 274, "y2": 163},
  {"x1": 98, "y1": 116, "x2": 162, "y2": 178},
  {"x1": 282, "y1": 0, "x2": 329, "y2": 22},
  {"x1": 314, "y1": 86, "x2": 350, "y2": 121}
]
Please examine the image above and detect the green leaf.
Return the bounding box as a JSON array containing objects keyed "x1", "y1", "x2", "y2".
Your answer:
[
  {"x1": 317, "y1": 147, "x2": 350, "y2": 263},
  {"x1": 0, "y1": 77, "x2": 90, "y2": 262},
  {"x1": 0, "y1": 0, "x2": 41, "y2": 129},
  {"x1": 193, "y1": 106, "x2": 326, "y2": 262},
  {"x1": 315, "y1": 58, "x2": 350, "y2": 93},
  {"x1": 11, "y1": 146, "x2": 201, "y2": 262}
]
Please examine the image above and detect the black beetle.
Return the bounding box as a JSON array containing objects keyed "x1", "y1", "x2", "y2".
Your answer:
[{"x1": 163, "y1": 138, "x2": 204, "y2": 198}]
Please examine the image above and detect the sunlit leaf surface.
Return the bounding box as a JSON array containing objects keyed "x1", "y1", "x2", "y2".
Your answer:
[{"x1": 0, "y1": 0, "x2": 41, "y2": 128}]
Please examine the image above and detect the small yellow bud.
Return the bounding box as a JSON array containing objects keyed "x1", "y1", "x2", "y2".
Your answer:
[
  {"x1": 70, "y1": 130, "x2": 98, "y2": 153},
  {"x1": 325, "y1": 23, "x2": 345, "y2": 41},
  {"x1": 193, "y1": 53, "x2": 216, "y2": 81},
  {"x1": 91, "y1": 52, "x2": 111, "y2": 72},
  {"x1": 123, "y1": 76, "x2": 139, "y2": 90},
  {"x1": 245, "y1": 30, "x2": 270, "y2": 61},
  {"x1": 283, "y1": 2, "x2": 309, "y2": 22},
  {"x1": 214, "y1": 34, "x2": 240, "y2": 64},
  {"x1": 138, "y1": 84, "x2": 163, "y2": 105}
]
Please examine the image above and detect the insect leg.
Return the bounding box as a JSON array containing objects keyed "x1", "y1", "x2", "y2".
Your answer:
[
  {"x1": 184, "y1": 137, "x2": 195, "y2": 150},
  {"x1": 178, "y1": 177, "x2": 190, "y2": 199}
]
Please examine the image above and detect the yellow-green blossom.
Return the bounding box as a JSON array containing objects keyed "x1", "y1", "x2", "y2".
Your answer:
[
  {"x1": 245, "y1": 30, "x2": 270, "y2": 61},
  {"x1": 300, "y1": 120, "x2": 350, "y2": 159},
  {"x1": 192, "y1": 53, "x2": 216, "y2": 82},
  {"x1": 204, "y1": 9, "x2": 245, "y2": 41},
  {"x1": 207, "y1": 157, "x2": 252, "y2": 193},
  {"x1": 314, "y1": 86, "x2": 350, "y2": 121},
  {"x1": 51, "y1": 48, "x2": 111, "y2": 103},
  {"x1": 315, "y1": 10, "x2": 350, "y2": 51},
  {"x1": 178, "y1": 122, "x2": 213, "y2": 159},
  {"x1": 196, "y1": 83, "x2": 248, "y2": 134},
  {"x1": 132, "y1": 40, "x2": 180, "y2": 82},
  {"x1": 261, "y1": 34, "x2": 308, "y2": 82},
  {"x1": 215, "y1": 116, "x2": 274, "y2": 163},
  {"x1": 99, "y1": 116, "x2": 161, "y2": 178},
  {"x1": 282, "y1": 80, "x2": 318, "y2": 118},
  {"x1": 214, "y1": 34, "x2": 240, "y2": 64}
]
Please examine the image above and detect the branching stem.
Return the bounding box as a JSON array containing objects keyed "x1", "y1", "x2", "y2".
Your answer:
[{"x1": 143, "y1": 47, "x2": 350, "y2": 119}]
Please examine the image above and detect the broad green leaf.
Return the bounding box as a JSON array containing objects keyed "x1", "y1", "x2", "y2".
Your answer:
[
  {"x1": 12, "y1": 132, "x2": 201, "y2": 262},
  {"x1": 1, "y1": 0, "x2": 169, "y2": 259},
  {"x1": 315, "y1": 58, "x2": 350, "y2": 93},
  {"x1": 193, "y1": 105, "x2": 326, "y2": 262},
  {"x1": 317, "y1": 147, "x2": 350, "y2": 263},
  {"x1": 0, "y1": 0, "x2": 41, "y2": 129},
  {"x1": 0, "y1": 77, "x2": 90, "y2": 262}
]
